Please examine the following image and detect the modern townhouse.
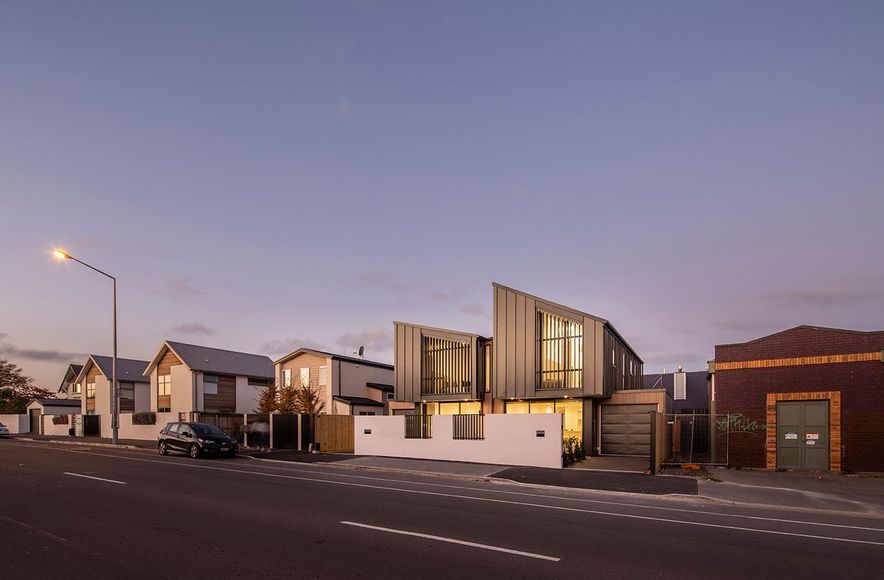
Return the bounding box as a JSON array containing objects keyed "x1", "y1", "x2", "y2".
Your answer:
[
  {"x1": 274, "y1": 348, "x2": 395, "y2": 415},
  {"x1": 394, "y1": 283, "x2": 666, "y2": 457},
  {"x1": 142, "y1": 341, "x2": 275, "y2": 420},
  {"x1": 75, "y1": 355, "x2": 152, "y2": 437}
]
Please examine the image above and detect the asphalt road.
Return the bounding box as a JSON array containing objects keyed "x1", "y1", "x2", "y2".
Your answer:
[{"x1": 1, "y1": 439, "x2": 883, "y2": 579}]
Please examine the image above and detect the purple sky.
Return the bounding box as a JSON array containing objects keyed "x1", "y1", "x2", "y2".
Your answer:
[{"x1": 2, "y1": 1, "x2": 883, "y2": 389}]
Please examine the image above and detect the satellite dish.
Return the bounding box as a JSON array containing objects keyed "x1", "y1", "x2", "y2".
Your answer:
[{"x1": 358, "y1": 346, "x2": 365, "y2": 358}]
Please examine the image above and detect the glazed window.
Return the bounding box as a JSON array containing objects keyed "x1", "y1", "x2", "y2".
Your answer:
[{"x1": 537, "y1": 310, "x2": 582, "y2": 389}]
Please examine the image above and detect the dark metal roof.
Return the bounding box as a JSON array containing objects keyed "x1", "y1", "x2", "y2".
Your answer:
[
  {"x1": 715, "y1": 324, "x2": 884, "y2": 347},
  {"x1": 332, "y1": 395, "x2": 385, "y2": 407},
  {"x1": 165, "y1": 341, "x2": 275, "y2": 379},
  {"x1": 30, "y1": 398, "x2": 81, "y2": 407},
  {"x1": 91, "y1": 356, "x2": 151, "y2": 383},
  {"x1": 366, "y1": 382, "x2": 394, "y2": 392},
  {"x1": 274, "y1": 347, "x2": 393, "y2": 370}
]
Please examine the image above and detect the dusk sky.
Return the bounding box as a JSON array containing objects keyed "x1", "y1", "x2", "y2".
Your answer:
[{"x1": 2, "y1": 1, "x2": 882, "y2": 389}]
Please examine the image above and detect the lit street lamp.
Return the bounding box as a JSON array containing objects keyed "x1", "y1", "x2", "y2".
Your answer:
[{"x1": 53, "y1": 249, "x2": 119, "y2": 445}]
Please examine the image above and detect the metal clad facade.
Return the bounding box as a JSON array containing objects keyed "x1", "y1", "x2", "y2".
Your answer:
[{"x1": 394, "y1": 322, "x2": 485, "y2": 403}]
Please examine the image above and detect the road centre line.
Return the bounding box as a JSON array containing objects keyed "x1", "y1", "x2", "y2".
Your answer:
[
  {"x1": 64, "y1": 472, "x2": 127, "y2": 485},
  {"x1": 341, "y1": 521, "x2": 560, "y2": 562},
  {"x1": 20, "y1": 444, "x2": 884, "y2": 547}
]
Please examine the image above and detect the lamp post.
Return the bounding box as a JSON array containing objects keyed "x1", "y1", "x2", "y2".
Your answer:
[{"x1": 53, "y1": 249, "x2": 119, "y2": 445}]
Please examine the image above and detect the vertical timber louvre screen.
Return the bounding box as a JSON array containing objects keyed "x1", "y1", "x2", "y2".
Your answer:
[
  {"x1": 537, "y1": 310, "x2": 583, "y2": 389},
  {"x1": 405, "y1": 414, "x2": 432, "y2": 439},
  {"x1": 421, "y1": 335, "x2": 471, "y2": 395},
  {"x1": 452, "y1": 414, "x2": 484, "y2": 440}
]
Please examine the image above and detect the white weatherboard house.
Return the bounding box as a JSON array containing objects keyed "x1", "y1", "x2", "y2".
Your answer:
[
  {"x1": 142, "y1": 340, "x2": 275, "y2": 421},
  {"x1": 274, "y1": 348, "x2": 395, "y2": 415}
]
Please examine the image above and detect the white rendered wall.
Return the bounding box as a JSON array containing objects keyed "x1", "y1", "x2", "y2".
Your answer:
[
  {"x1": 355, "y1": 413, "x2": 563, "y2": 469},
  {"x1": 235, "y1": 376, "x2": 262, "y2": 414},
  {"x1": 117, "y1": 411, "x2": 176, "y2": 441},
  {"x1": 0, "y1": 414, "x2": 29, "y2": 433},
  {"x1": 171, "y1": 365, "x2": 194, "y2": 414},
  {"x1": 42, "y1": 415, "x2": 73, "y2": 436}
]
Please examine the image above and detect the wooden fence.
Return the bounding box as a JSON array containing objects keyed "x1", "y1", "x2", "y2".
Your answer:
[{"x1": 315, "y1": 415, "x2": 354, "y2": 453}]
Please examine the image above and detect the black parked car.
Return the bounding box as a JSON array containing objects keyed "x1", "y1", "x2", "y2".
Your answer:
[{"x1": 158, "y1": 422, "x2": 238, "y2": 459}]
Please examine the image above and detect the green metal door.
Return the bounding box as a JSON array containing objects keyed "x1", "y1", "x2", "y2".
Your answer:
[{"x1": 776, "y1": 401, "x2": 829, "y2": 470}]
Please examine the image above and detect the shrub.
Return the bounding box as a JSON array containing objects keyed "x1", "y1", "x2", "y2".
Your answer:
[
  {"x1": 52, "y1": 415, "x2": 69, "y2": 425},
  {"x1": 132, "y1": 412, "x2": 156, "y2": 425}
]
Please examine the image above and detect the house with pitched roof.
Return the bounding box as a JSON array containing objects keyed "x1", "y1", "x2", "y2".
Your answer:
[
  {"x1": 274, "y1": 348, "x2": 396, "y2": 415},
  {"x1": 142, "y1": 340, "x2": 275, "y2": 418},
  {"x1": 74, "y1": 355, "x2": 152, "y2": 437},
  {"x1": 56, "y1": 363, "x2": 84, "y2": 399}
]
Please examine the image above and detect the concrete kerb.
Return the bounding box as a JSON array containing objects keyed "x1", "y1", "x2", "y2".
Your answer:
[
  {"x1": 16, "y1": 437, "x2": 141, "y2": 450},
  {"x1": 249, "y1": 456, "x2": 512, "y2": 485}
]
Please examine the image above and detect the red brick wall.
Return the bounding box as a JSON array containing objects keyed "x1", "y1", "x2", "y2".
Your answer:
[{"x1": 714, "y1": 327, "x2": 884, "y2": 472}]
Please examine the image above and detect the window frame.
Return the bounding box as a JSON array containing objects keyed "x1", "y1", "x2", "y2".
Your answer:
[{"x1": 536, "y1": 310, "x2": 583, "y2": 390}]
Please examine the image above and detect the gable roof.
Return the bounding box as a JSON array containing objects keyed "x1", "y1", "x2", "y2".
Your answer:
[
  {"x1": 716, "y1": 324, "x2": 884, "y2": 347},
  {"x1": 58, "y1": 363, "x2": 84, "y2": 392},
  {"x1": 76, "y1": 356, "x2": 151, "y2": 384},
  {"x1": 144, "y1": 341, "x2": 274, "y2": 379},
  {"x1": 274, "y1": 347, "x2": 393, "y2": 370}
]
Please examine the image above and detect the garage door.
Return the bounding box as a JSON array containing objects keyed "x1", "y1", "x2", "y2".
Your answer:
[{"x1": 600, "y1": 404, "x2": 655, "y2": 455}]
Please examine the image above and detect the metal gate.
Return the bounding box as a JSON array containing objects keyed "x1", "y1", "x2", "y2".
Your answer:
[
  {"x1": 193, "y1": 413, "x2": 246, "y2": 444},
  {"x1": 600, "y1": 404, "x2": 655, "y2": 455},
  {"x1": 272, "y1": 414, "x2": 298, "y2": 449},
  {"x1": 83, "y1": 414, "x2": 100, "y2": 437},
  {"x1": 663, "y1": 413, "x2": 730, "y2": 465},
  {"x1": 776, "y1": 401, "x2": 829, "y2": 470}
]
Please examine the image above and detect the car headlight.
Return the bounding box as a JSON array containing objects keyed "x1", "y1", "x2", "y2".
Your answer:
[{"x1": 198, "y1": 438, "x2": 212, "y2": 444}]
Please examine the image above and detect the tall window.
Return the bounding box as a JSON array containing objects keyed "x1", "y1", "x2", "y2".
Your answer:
[
  {"x1": 319, "y1": 366, "x2": 328, "y2": 386},
  {"x1": 537, "y1": 310, "x2": 583, "y2": 389},
  {"x1": 300, "y1": 368, "x2": 310, "y2": 387},
  {"x1": 86, "y1": 382, "x2": 96, "y2": 399},
  {"x1": 120, "y1": 382, "x2": 135, "y2": 413},
  {"x1": 157, "y1": 374, "x2": 171, "y2": 412},
  {"x1": 283, "y1": 368, "x2": 292, "y2": 388},
  {"x1": 421, "y1": 335, "x2": 471, "y2": 395}
]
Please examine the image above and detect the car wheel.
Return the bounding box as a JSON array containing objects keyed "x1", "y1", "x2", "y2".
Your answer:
[
  {"x1": 159, "y1": 441, "x2": 168, "y2": 456},
  {"x1": 189, "y1": 444, "x2": 200, "y2": 459}
]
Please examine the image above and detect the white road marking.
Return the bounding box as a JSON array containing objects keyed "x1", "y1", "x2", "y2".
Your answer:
[
  {"x1": 64, "y1": 472, "x2": 126, "y2": 485},
  {"x1": 14, "y1": 443, "x2": 884, "y2": 545},
  {"x1": 341, "y1": 521, "x2": 560, "y2": 562}
]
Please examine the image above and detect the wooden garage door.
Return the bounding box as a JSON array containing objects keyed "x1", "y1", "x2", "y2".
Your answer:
[{"x1": 601, "y1": 404, "x2": 655, "y2": 455}]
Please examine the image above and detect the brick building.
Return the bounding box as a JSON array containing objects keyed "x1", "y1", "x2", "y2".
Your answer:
[{"x1": 712, "y1": 326, "x2": 884, "y2": 472}]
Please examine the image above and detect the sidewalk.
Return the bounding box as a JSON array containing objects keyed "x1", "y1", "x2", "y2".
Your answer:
[
  {"x1": 246, "y1": 450, "x2": 699, "y2": 495},
  {"x1": 698, "y1": 467, "x2": 884, "y2": 516}
]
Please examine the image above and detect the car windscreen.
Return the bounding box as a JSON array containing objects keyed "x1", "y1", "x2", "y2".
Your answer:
[{"x1": 192, "y1": 424, "x2": 227, "y2": 437}]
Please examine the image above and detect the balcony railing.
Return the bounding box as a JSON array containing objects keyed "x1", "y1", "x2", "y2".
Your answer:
[{"x1": 420, "y1": 378, "x2": 471, "y2": 396}]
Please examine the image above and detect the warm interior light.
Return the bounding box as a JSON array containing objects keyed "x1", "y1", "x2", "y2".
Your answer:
[{"x1": 52, "y1": 249, "x2": 69, "y2": 260}]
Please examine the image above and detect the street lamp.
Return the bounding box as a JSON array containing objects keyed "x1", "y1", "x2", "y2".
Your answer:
[{"x1": 53, "y1": 249, "x2": 119, "y2": 445}]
